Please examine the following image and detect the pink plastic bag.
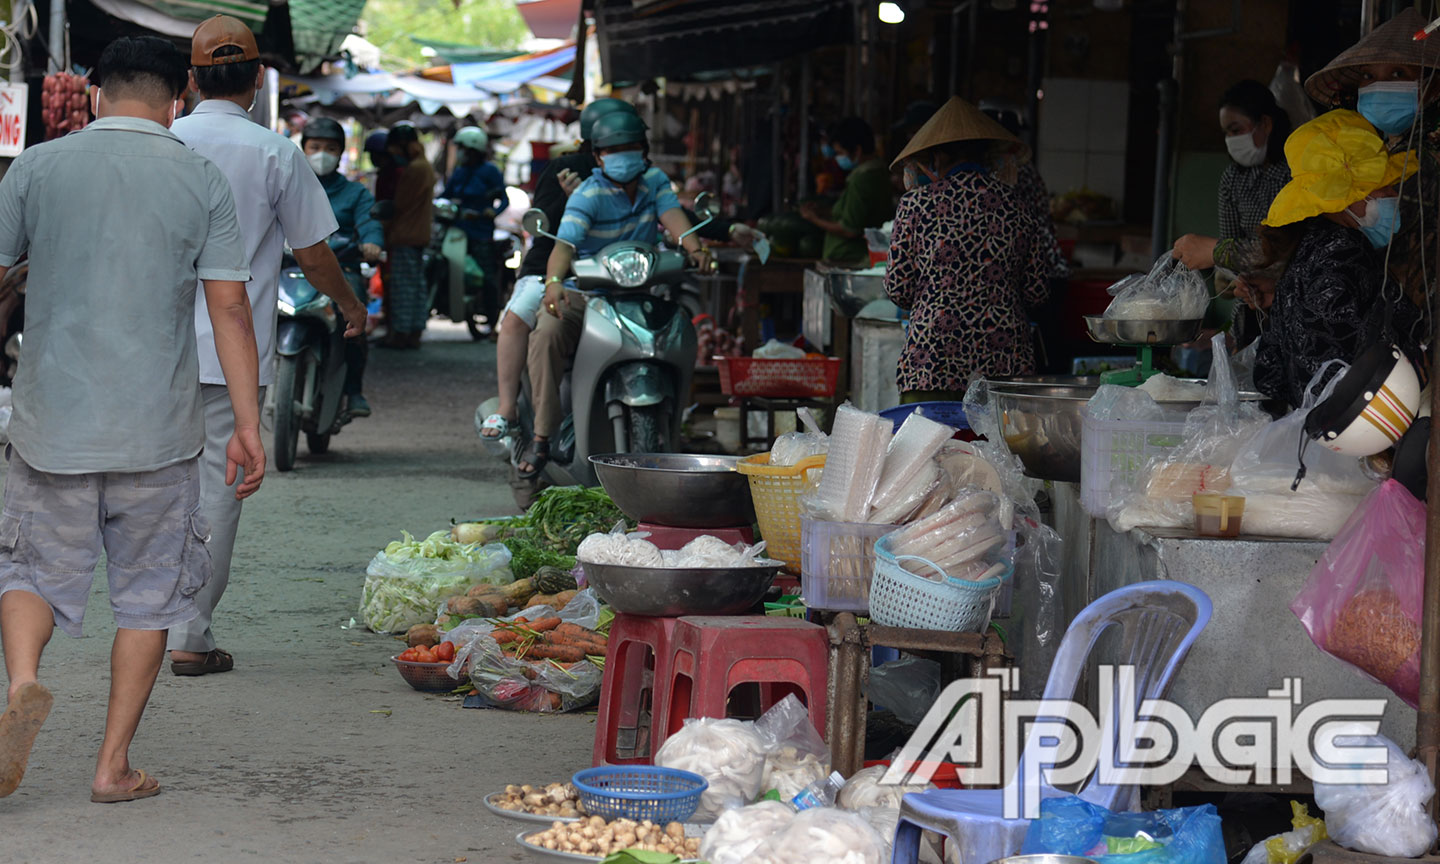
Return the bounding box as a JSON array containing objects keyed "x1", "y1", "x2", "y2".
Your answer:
[{"x1": 1290, "y1": 480, "x2": 1424, "y2": 707}]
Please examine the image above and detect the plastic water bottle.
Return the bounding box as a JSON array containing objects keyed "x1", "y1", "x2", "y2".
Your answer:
[{"x1": 790, "y1": 771, "x2": 845, "y2": 811}]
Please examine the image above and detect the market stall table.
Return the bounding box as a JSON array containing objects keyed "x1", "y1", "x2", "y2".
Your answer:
[{"x1": 1048, "y1": 483, "x2": 1416, "y2": 785}]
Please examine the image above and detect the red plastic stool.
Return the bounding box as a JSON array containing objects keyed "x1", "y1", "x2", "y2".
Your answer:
[
  {"x1": 663, "y1": 616, "x2": 828, "y2": 741},
  {"x1": 592, "y1": 614, "x2": 681, "y2": 766}
]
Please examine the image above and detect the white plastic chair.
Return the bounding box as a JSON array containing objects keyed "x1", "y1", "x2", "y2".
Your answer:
[{"x1": 891, "y1": 580, "x2": 1213, "y2": 864}]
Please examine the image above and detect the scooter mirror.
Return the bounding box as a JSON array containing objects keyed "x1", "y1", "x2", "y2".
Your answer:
[
  {"x1": 694, "y1": 192, "x2": 720, "y2": 219},
  {"x1": 522, "y1": 207, "x2": 551, "y2": 237}
]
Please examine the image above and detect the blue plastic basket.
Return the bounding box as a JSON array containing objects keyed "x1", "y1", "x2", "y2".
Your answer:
[
  {"x1": 572, "y1": 766, "x2": 708, "y2": 823},
  {"x1": 877, "y1": 401, "x2": 970, "y2": 434}
]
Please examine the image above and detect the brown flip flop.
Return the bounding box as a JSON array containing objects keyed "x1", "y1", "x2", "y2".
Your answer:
[
  {"x1": 90, "y1": 770, "x2": 161, "y2": 804},
  {"x1": 0, "y1": 681, "x2": 54, "y2": 798},
  {"x1": 170, "y1": 648, "x2": 234, "y2": 677}
]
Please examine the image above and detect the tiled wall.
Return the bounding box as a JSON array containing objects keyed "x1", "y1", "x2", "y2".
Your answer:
[{"x1": 1036, "y1": 77, "x2": 1131, "y2": 206}]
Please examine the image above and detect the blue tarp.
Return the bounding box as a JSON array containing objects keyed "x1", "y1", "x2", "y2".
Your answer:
[{"x1": 449, "y1": 46, "x2": 577, "y2": 93}]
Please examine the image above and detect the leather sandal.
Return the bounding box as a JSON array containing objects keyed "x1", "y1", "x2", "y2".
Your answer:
[
  {"x1": 170, "y1": 649, "x2": 234, "y2": 677},
  {"x1": 514, "y1": 437, "x2": 550, "y2": 481}
]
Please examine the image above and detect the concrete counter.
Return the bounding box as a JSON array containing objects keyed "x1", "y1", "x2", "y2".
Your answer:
[{"x1": 1049, "y1": 481, "x2": 1415, "y2": 756}]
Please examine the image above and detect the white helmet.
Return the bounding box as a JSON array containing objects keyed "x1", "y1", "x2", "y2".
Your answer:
[{"x1": 454, "y1": 126, "x2": 489, "y2": 152}]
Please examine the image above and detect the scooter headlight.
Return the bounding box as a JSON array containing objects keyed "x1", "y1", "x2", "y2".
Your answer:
[{"x1": 602, "y1": 248, "x2": 654, "y2": 288}]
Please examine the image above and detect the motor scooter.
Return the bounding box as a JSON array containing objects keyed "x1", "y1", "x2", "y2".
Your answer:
[
  {"x1": 481, "y1": 195, "x2": 718, "y2": 506},
  {"x1": 272, "y1": 235, "x2": 360, "y2": 471},
  {"x1": 426, "y1": 194, "x2": 510, "y2": 340}
]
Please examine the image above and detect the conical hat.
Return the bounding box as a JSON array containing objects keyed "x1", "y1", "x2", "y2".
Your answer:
[
  {"x1": 890, "y1": 96, "x2": 1021, "y2": 169},
  {"x1": 1305, "y1": 9, "x2": 1440, "y2": 106}
]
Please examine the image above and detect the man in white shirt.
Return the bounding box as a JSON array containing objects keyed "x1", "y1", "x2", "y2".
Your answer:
[{"x1": 167, "y1": 15, "x2": 366, "y2": 677}]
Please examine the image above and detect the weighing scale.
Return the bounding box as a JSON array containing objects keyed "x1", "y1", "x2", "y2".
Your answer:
[{"x1": 1082, "y1": 316, "x2": 1204, "y2": 386}]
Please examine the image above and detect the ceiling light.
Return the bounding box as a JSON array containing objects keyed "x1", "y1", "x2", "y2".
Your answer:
[{"x1": 878, "y1": 2, "x2": 905, "y2": 24}]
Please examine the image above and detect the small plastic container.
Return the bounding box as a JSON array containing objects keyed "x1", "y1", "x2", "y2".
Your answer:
[{"x1": 1192, "y1": 493, "x2": 1245, "y2": 538}]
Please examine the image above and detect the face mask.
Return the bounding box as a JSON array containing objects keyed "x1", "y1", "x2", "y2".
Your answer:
[
  {"x1": 601, "y1": 150, "x2": 647, "y2": 184},
  {"x1": 1352, "y1": 195, "x2": 1401, "y2": 248},
  {"x1": 1357, "y1": 81, "x2": 1420, "y2": 136},
  {"x1": 308, "y1": 151, "x2": 340, "y2": 176},
  {"x1": 1224, "y1": 130, "x2": 1266, "y2": 167},
  {"x1": 836, "y1": 154, "x2": 855, "y2": 172},
  {"x1": 820, "y1": 143, "x2": 835, "y2": 159},
  {"x1": 902, "y1": 159, "x2": 941, "y2": 191}
]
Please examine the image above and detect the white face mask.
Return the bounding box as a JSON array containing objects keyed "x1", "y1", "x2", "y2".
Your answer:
[
  {"x1": 307, "y1": 151, "x2": 340, "y2": 177},
  {"x1": 1224, "y1": 130, "x2": 1266, "y2": 167}
]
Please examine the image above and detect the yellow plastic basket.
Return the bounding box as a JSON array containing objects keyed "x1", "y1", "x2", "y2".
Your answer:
[{"x1": 736, "y1": 453, "x2": 826, "y2": 572}]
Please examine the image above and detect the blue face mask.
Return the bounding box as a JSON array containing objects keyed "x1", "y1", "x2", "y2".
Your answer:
[
  {"x1": 1357, "y1": 81, "x2": 1420, "y2": 136},
  {"x1": 601, "y1": 150, "x2": 647, "y2": 183},
  {"x1": 1354, "y1": 195, "x2": 1401, "y2": 248},
  {"x1": 820, "y1": 143, "x2": 835, "y2": 159},
  {"x1": 835, "y1": 154, "x2": 855, "y2": 172}
]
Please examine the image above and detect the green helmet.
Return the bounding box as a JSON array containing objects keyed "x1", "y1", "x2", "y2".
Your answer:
[
  {"x1": 454, "y1": 125, "x2": 489, "y2": 151},
  {"x1": 590, "y1": 111, "x2": 649, "y2": 150},
  {"x1": 302, "y1": 117, "x2": 345, "y2": 144},
  {"x1": 579, "y1": 98, "x2": 636, "y2": 142}
]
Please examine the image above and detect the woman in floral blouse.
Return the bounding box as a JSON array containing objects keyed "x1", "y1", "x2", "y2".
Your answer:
[{"x1": 884, "y1": 97, "x2": 1056, "y2": 401}]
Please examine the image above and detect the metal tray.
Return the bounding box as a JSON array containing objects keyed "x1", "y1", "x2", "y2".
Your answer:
[
  {"x1": 515, "y1": 830, "x2": 703, "y2": 863},
  {"x1": 1083, "y1": 316, "x2": 1203, "y2": 346},
  {"x1": 484, "y1": 791, "x2": 582, "y2": 825}
]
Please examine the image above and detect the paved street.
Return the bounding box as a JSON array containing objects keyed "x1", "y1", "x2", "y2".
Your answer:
[{"x1": 1, "y1": 324, "x2": 592, "y2": 863}]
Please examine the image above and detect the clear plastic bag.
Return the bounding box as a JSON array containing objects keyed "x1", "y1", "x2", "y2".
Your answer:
[
  {"x1": 1109, "y1": 334, "x2": 1268, "y2": 532},
  {"x1": 1012, "y1": 518, "x2": 1064, "y2": 700},
  {"x1": 772, "y1": 407, "x2": 829, "y2": 467},
  {"x1": 1312, "y1": 732, "x2": 1437, "y2": 857},
  {"x1": 1022, "y1": 796, "x2": 1227, "y2": 864},
  {"x1": 1104, "y1": 254, "x2": 1210, "y2": 320},
  {"x1": 465, "y1": 634, "x2": 603, "y2": 713},
  {"x1": 1237, "y1": 802, "x2": 1326, "y2": 864},
  {"x1": 1290, "y1": 480, "x2": 1424, "y2": 706},
  {"x1": 752, "y1": 806, "x2": 889, "y2": 864},
  {"x1": 654, "y1": 717, "x2": 768, "y2": 820},
  {"x1": 869, "y1": 413, "x2": 955, "y2": 518},
  {"x1": 700, "y1": 801, "x2": 797, "y2": 864},
  {"x1": 1087, "y1": 385, "x2": 1167, "y2": 422},
  {"x1": 445, "y1": 588, "x2": 603, "y2": 677},
  {"x1": 1228, "y1": 362, "x2": 1375, "y2": 539},
  {"x1": 864, "y1": 657, "x2": 940, "y2": 726},
  {"x1": 755, "y1": 694, "x2": 830, "y2": 801},
  {"x1": 359, "y1": 542, "x2": 514, "y2": 633},
  {"x1": 577, "y1": 523, "x2": 664, "y2": 567},
  {"x1": 962, "y1": 377, "x2": 1043, "y2": 530}
]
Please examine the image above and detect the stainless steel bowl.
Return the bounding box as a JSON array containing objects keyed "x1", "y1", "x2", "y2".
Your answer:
[
  {"x1": 1084, "y1": 316, "x2": 1203, "y2": 345},
  {"x1": 590, "y1": 453, "x2": 756, "y2": 528},
  {"x1": 988, "y1": 855, "x2": 1099, "y2": 864},
  {"x1": 986, "y1": 376, "x2": 1267, "y2": 482},
  {"x1": 581, "y1": 561, "x2": 779, "y2": 615}
]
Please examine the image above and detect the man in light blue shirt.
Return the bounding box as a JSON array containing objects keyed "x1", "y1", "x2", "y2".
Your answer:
[
  {"x1": 518, "y1": 113, "x2": 708, "y2": 477},
  {"x1": 0, "y1": 35, "x2": 262, "y2": 803}
]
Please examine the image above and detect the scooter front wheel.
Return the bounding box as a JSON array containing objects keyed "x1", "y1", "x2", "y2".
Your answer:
[
  {"x1": 273, "y1": 354, "x2": 302, "y2": 471},
  {"x1": 306, "y1": 432, "x2": 331, "y2": 454}
]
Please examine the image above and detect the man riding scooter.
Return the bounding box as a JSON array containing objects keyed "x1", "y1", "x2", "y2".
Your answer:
[
  {"x1": 301, "y1": 118, "x2": 383, "y2": 418},
  {"x1": 517, "y1": 111, "x2": 711, "y2": 478},
  {"x1": 442, "y1": 125, "x2": 508, "y2": 328}
]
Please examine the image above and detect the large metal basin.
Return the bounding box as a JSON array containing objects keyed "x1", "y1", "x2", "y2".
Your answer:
[
  {"x1": 581, "y1": 562, "x2": 779, "y2": 615},
  {"x1": 590, "y1": 453, "x2": 756, "y2": 528},
  {"x1": 986, "y1": 376, "x2": 1265, "y2": 483}
]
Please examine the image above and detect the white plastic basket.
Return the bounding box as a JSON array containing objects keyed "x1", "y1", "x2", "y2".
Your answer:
[
  {"x1": 800, "y1": 519, "x2": 895, "y2": 612},
  {"x1": 868, "y1": 535, "x2": 1010, "y2": 632},
  {"x1": 1079, "y1": 412, "x2": 1187, "y2": 518}
]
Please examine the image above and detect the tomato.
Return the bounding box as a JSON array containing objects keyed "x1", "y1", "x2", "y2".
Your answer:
[
  {"x1": 434, "y1": 641, "x2": 456, "y2": 662},
  {"x1": 413, "y1": 648, "x2": 437, "y2": 663},
  {"x1": 398, "y1": 648, "x2": 417, "y2": 661}
]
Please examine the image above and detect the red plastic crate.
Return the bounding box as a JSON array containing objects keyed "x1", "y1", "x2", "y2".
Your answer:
[{"x1": 715, "y1": 356, "x2": 841, "y2": 398}]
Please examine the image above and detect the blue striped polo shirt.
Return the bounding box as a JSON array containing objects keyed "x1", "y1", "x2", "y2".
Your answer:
[{"x1": 556, "y1": 165, "x2": 682, "y2": 259}]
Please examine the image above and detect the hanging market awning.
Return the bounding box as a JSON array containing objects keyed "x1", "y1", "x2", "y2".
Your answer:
[
  {"x1": 116, "y1": 0, "x2": 269, "y2": 27},
  {"x1": 515, "y1": 0, "x2": 582, "y2": 39},
  {"x1": 593, "y1": 0, "x2": 852, "y2": 82},
  {"x1": 449, "y1": 43, "x2": 577, "y2": 93},
  {"x1": 410, "y1": 38, "x2": 525, "y2": 65},
  {"x1": 288, "y1": 0, "x2": 369, "y2": 66},
  {"x1": 283, "y1": 72, "x2": 496, "y2": 117}
]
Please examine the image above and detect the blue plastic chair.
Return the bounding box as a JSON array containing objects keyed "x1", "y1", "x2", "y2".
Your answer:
[{"x1": 891, "y1": 580, "x2": 1213, "y2": 864}]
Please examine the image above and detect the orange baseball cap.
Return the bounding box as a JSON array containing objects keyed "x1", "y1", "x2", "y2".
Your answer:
[{"x1": 191, "y1": 15, "x2": 259, "y2": 66}]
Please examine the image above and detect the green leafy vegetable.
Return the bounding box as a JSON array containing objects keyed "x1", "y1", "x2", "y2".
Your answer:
[{"x1": 504, "y1": 537, "x2": 576, "y2": 582}]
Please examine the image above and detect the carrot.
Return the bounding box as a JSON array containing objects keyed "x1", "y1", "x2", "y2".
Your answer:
[
  {"x1": 492, "y1": 630, "x2": 521, "y2": 644},
  {"x1": 529, "y1": 617, "x2": 562, "y2": 633},
  {"x1": 523, "y1": 644, "x2": 588, "y2": 662},
  {"x1": 555, "y1": 623, "x2": 608, "y2": 643}
]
